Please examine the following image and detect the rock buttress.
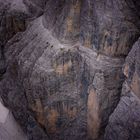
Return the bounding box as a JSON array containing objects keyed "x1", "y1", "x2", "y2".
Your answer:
[{"x1": 0, "y1": 0, "x2": 140, "y2": 140}]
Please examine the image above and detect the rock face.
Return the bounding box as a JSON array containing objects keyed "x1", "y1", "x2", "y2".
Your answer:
[
  {"x1": 104, "y1": 39, "x2": 140, "y2": 140},
  {"x1": 0, "y1": 0, "x2": 28, "y2": 76},
  {"x1": 0, "y1": 0, "x2": 140, "y2": 140},
  {"x1": 43, "y1": 0, "x2": 140, "y2": 56}
]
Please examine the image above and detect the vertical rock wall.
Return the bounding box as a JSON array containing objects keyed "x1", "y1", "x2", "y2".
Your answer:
[
  {"x1": 0, "y1": 0, "x2": 140, "y2": 140},
  {"x1": 104, "y1": 38, "x2": 140, "y2": 140}
]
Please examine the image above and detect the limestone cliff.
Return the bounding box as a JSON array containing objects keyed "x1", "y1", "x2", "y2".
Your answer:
[{"x1": 0, "y1": 0, "x2": 140, "y2": 140}]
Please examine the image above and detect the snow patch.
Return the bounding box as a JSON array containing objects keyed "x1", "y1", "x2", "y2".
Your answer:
[{"x1": 0, "y1": 100, "x2": 27, "y2": 140}]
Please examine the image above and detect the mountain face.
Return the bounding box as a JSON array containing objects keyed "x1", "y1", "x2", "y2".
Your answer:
[{"x1": 0, "y1": 0, "x2": 140, "y2": 140}]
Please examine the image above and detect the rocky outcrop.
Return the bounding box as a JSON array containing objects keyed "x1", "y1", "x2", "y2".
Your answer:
[
  {"x1": 0, "y1": 15, "x2": 126, "y2": 139},
  {"x1": 43, "y1": 0, "x2": 140, "y2": 56},
  {"x1": 0, "y1": 0, "x2": 48, "y2": 75},
  {"x1": 0, "y1": 0, "x2": 140, "y2": 140},
  {"x1": 0, "y1": 0, "x2": 27, "y2": 76},
  {"x1": 104, "y1": 38, "x2": 140, "y2": 140}
]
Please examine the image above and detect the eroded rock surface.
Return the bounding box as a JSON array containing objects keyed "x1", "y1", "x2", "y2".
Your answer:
[
  {"x1": 43, "y1": 0, "x2": 140, "y2": 56},
  {"x1": 0, "y1": 0, "x2": 140, "y2": 140},
  {"x1": 104, "y1": 39, "x2": 140, "y2": 140}
]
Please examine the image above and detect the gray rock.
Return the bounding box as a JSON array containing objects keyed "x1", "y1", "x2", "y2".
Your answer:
[
  {"x1": 104, "y1": 39, "x2": 140, "y2": 140},
  {"x1": 0, "y1": 0, "x2": 140, "y2": 140}
]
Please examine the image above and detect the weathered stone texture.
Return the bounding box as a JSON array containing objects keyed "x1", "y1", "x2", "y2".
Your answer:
[
  {"x1": 0, "y1": 0, "x2": 140, "y2": 140},
  {"x1": 44, "y1": 0, "x2": 140, "y2": 56},
  {"x1": 104, "y1": 39, "x2": 140, "y2": 140}
]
